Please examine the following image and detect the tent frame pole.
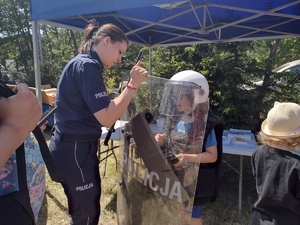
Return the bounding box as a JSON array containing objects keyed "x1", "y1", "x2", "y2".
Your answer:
[{"x1": 32, "y1": 21, "x2": 42, "y2": 106}]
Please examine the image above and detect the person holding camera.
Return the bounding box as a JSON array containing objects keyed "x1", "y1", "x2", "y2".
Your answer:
[
  {"x1": 0, "y1": 82, "x2": 47, "y2": 224},
  {"x1": 0, "y1": 83, "x2": 42, "y2": 168}
]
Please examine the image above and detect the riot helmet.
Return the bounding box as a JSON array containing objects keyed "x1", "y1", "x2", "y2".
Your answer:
[{"x1": 159, "y1": 70, "x2": 209, "y2": 118}]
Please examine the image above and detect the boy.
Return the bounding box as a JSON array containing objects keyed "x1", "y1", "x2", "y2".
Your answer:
[{"x1": 251, "y1": 101, "x2": 300, "y2": 225}]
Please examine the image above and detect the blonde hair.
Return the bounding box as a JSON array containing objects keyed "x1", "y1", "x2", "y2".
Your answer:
[{"x1": 257, "y1": 131, "x2": 300, "y2": 150}]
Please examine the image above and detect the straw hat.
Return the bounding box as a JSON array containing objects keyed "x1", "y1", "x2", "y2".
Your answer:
[{"x1": 261, "y1": 101, "x2": 300, "y2": 138}]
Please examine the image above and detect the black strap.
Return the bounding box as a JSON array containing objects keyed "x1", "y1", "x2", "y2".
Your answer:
[
  {"x1": 15, "y1": 143, "x2": 36, "y2": 224},
  {"x1": 16, "y1": 144, "x2": 28, "y2": 191},
  {"x1": 103, "y1": 123, "x2": 115, "y2": 146},
  {"x1": 32, "y1": 126, "x2": 62, "y2": 183}
]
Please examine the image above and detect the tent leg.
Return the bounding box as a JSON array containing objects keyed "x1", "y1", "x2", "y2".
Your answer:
[
  {"x1": 148, "y1": 46, "x2": 152, "y2": 76},
  {"x1": 32, "y1": 21, "x2": 42, "y2": 106}
]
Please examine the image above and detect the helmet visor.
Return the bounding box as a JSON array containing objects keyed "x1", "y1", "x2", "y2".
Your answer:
[{"x1": 159, "y1": 80, "x2": 208, "y2": 118}]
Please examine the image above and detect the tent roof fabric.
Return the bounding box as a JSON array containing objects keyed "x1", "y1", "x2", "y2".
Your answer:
[{"x1": 30, "y1": 0, "x2": 300, "y2": 47}]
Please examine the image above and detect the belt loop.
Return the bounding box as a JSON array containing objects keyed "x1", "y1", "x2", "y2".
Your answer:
[{"x1": 52, "y1": 128, "x2": 62, "y2": 142}]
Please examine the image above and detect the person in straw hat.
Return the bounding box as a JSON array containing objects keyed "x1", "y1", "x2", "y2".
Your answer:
[{"x1": 251, "y1": 101, "x2": 300, "y2": 225}]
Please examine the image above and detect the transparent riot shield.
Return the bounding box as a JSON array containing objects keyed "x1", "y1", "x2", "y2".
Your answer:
[{"x1": 117, "y1": 76, "x2": 208, "y2": 225}]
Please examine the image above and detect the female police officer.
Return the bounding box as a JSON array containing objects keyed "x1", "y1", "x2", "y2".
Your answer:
[{"x1": 49, "y1": 20, "x2": 147, "y2": 225}]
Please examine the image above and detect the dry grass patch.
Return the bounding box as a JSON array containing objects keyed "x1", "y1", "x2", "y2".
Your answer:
[
  {"x1": 37, "y1": 129, "x2": 118, "y2": 225},
  {"x1": 37, "y1": 129, "x2": 256, "y2": 225}
]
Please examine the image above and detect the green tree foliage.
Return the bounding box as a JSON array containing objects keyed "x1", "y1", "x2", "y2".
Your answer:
[
  {"x1": 39, "y1": 25, "x2": 82, "y2": 87},
  {"x1": 0, "y1": 0, "x2": 33, "y2": 80},
  {"x1": 104, "y1": 44, "x2": 146, "y2": 91},
  {"x1": 149, "y1": 40, "x2": 300, "y2": 133}
]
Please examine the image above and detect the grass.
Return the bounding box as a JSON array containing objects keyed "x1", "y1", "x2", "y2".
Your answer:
[
  {"x1": 203, "y1": 154, "x2": 257, "y2": 225},
  {"x1": 37, "y1": 129, "x2": 257, "y2": 225}
]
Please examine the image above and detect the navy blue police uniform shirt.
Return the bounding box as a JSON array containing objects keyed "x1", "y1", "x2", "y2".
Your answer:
[{"x1": 55, "y1": 49, "x2": 110, "y2": 135}]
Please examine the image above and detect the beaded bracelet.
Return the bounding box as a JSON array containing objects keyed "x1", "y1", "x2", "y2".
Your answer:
[{"x1": 126, "y1": 84, "x2": 137, "y2": 91}]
